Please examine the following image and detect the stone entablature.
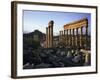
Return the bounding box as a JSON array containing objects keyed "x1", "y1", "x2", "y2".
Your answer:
[{"x1": 64, "y1": 18, "x2": 88, "y2": 29}]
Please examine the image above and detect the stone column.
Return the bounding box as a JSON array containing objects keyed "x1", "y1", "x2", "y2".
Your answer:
[
  {"x1": 69, "y1": 29, "x2": 71, "y2": 46},
  {"x1": 72, "y1": 29, "x2": 74, "y2": 47},
  {"x1": 59, "y1": 31, "x2": 63, "y2": 43},
  {"x1": 67, "y1": 29, "x2": 69, "y2": 46},
  {"x1": 61, "y1": 31, "x2": 63, "y2": 42},
  {"x1": 59, "y1": 31, "x2": 61, "y2": 42},
  {"x1": 50, "y1": 27, "x2": 52, "y2": 47},
  {"x1": 49, "y1": 26, "x2": 53, "y2": 47},
  {"x1": 48, "y1": 20, "x2": 54, "y2": 48},
  {"x1": 84, "y1": 52, "x2": 90, "y2": 65},
  {"x1": 80, "y1": 27, "x2": 83, "y2": 48},
  {"x1": 51, "y1": 26, "x2": 53, "y2": 47},
  {"x1": 48, "y1": 27, "x2": 50, "y2": 48},
  {"x1": 66, "y1": 29, "x2": 68, "y2": 46},
  {"x1": 46, "y1": 27, "x2": 48, "y2": 48},
  {"x1": 76, "y1": 28, "x2": 78, "y2": 47},
  {"x1": 64, "y1": 30, "x2": 65, "y2": 36},
  {"x1": 64, "y1": 30, "x2": 66, "y2": 44},
  {"x1": 61, "y1": 31, "x2": 63, "y2": 36},
  {"x1": 85, "y1": 19, "x2": 88, "y2": 49},
  {"x1": 60, "y1": 31, "x2": 62, "y2": 43}
]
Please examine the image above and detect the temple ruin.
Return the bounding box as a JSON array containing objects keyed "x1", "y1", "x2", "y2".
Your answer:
[
  {"x1": 45, "y1": 18, "x2": 90, "y2": 49},
  {"x1": 60, "y1": 18, "x2": 89, "y2": 49}
]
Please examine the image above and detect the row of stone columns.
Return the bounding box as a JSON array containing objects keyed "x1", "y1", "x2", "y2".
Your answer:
[
  {"x1": 46, "y1": 21, "x2": 54, "y2": 48},
  {"x1": 59, "y1": 25, "x2": 88, "y2": 48}
]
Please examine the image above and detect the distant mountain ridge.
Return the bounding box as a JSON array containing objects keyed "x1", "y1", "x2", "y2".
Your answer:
[
  {"x1": 23, "y1": 30, "x2": 46, "y2": 43},
  {"x1": 24, "y1": 30, "x2": 45, "y2": 36}
]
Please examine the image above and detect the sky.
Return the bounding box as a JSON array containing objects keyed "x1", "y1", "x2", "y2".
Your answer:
[{"x1": 23, "y1": 10, "x2": 91, "y2": 36}]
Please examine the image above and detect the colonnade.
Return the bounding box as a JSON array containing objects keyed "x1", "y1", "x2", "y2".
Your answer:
[
  {"x1": 46, "y1": 20, "x2": 54, "y2": 48},
  {"x1": 61, "y1": 18, "x2": 88, "y2": 48},
  {"x1": 45, "y1": 18, "x2": 89, "y2": 49}
]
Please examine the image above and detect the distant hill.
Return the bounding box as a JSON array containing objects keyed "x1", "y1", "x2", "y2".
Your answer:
[
  {"x1": 23, "y1": 30, "x2": 46, "y2": 50},
  {"x1": 24, "y1": 30, "x2": 46, "y2": 38}
]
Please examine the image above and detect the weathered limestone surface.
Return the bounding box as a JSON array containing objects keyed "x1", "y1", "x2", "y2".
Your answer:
[{"x1": 63, "y1": 18, "x2": 88, "y2": 48}]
